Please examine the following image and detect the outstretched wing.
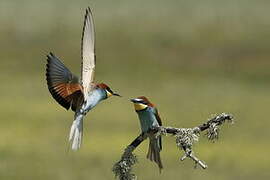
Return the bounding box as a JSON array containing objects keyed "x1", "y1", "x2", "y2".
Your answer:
[
  {"x1": 81, "y1": 7, "x2": 96, "y2": 100},
  {"x1": 46, "y1": 53, "x2": 83, "y2": 110}
]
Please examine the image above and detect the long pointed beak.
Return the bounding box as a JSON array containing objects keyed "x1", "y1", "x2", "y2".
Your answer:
[{"x1": 113, "y1": 93, "x2": 122, "y2": 97}]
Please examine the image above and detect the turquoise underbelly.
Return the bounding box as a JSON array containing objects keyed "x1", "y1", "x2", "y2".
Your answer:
[{"x1": 137, "y1": 108, "x2": 159, "y2": 133}]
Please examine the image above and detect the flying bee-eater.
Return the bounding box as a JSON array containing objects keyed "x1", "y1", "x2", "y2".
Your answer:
[
  {"x1": 45, "y1": 7, "x2": 121, "y2": 151},
  {"x1": 130, "y1": 96, "x2": 163, "y2": 171}
]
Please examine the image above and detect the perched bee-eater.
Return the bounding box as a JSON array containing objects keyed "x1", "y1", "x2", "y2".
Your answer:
[
  {"x1": 45, "y1": 7, "x2": 121, "y2": 151},
  {"x1": 130, "y1": 96, "x2": 163, "y2": 171}
]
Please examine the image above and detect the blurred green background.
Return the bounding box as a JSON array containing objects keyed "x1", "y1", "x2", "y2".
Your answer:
[{"x1": 1, "y1": 0, "x2": 270, "y2": 179}]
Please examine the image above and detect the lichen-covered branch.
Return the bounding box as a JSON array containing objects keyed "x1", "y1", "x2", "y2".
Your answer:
[
  {"x1": 112, "y1": 133, "x2": 147, "y2": 180},
  {"x1": 112, "y1": 113, "x2": 234, "y2": 180}
]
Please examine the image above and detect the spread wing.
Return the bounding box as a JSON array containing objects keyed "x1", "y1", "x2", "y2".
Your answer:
[
  {"x1": 81, "y1": 7, "x2": 96, "y2": 100},
  {"x1": 46, "y1": 53, "x2": 83, "y2": 111}
]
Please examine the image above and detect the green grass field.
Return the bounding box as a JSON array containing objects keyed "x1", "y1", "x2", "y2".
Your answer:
[{"x1": 1, "y1": 0, "x2": 270, "y2": 179}]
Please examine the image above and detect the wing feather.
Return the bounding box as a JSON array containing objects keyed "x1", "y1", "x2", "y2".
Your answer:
[
  {"x1": 81, "y1": 7, "x2": 96, "y2": 100},
  {"x1": 154, "y1": 108, "x2": 162, "y2": 126},
  {"x1": 46, "y1": 53, "x2": 83, "y2": 111},
  {"x1": 154, "y1": 108, "x2": 163, "y2": 150}
]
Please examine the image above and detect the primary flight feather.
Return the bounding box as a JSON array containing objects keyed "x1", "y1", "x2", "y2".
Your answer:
[{"x1": 81, "y1": 7, "x2": 96, "y2": 101}]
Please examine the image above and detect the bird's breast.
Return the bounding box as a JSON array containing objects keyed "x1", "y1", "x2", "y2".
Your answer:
[
  {"x1": 81, "y1": 89, "x2": 105, "y2": 113},
  {"x1": 137, "y1": 109, "x2": 159, "y2": 133}
]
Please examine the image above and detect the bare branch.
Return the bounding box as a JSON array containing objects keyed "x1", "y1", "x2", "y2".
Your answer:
[
  {"x1": 180, "y1": 148, "x2": 207, "y2": 169},
  {"x1": 112, "y1": 113, "x2": 234, "y2": 180}
]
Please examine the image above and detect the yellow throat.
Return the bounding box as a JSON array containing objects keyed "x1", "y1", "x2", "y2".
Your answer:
[
  {"x1": 134, "y1": 103, "x2": 148, "y2": 111},
  {"x1": 106, "y1": 90, "x2": 112, "y2": 97}
]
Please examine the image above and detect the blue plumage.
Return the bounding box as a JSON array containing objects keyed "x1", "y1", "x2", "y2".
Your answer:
[
  {"x1": 131, "y1": 97, "x2": 163, "y2": 171},
  {"x1": 136, "y1": 107, "x2": 160, "y2": 133}
]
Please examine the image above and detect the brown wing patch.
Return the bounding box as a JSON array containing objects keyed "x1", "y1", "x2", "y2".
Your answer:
[
  {"x1": 46, "y1": 52, "x2": 84, "y2": 111},
  {"x1": 53, "y1": 83, "x2": 82, "y2": 98},
  {"x1": 48, "y1": 82, "x2": 83, "y2": 111},
  {"x1": 49, "y1": 83, "x2": 83, "y2": 111},
  {"x1": 154, "y1": 107, "x2": 163, "y2": 151},
  {"x1": 154, "y1": 108, "x2": 162, "y2": 126}
]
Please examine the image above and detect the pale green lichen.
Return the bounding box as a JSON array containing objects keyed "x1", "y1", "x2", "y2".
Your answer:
[
  {"x1": 207, "y1": 123, "x2": 220, "y2": 141},
  {"x1": 112, "y1": 146, "x2": 138, "y2": 180},
  {"x1": 175, "y1": 128, "x2": 200, "y2": 149},
  {"x1": 206, "y1": 113, "x2": 234, "y2": 142},
  {"x1": 156, "y1": 126, "x2": 167, "y2": 137}
]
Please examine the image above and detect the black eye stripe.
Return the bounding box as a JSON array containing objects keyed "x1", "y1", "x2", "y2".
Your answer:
[
  {"x1": 106, "y1": 87, "x2": 113, "y2": 94},
  {"x1": 137, "y1": 100, "x2": 147, "y2": 105}
]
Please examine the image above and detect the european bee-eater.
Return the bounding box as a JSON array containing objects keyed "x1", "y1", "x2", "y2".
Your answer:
[
  {"x1": 130, "y1": 96, "x2": 163, "y2": 171},
  {"x1": 46, "y1": 7, "x2": 121, "y2": 151}
]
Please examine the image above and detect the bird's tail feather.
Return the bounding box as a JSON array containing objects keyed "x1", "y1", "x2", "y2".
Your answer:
[
  {"x1": 147, "y1": 135, "x2": 163, "y2": 172},
  {"x1": 69, "y1": 113, "x2": 84, "y2": 151}
]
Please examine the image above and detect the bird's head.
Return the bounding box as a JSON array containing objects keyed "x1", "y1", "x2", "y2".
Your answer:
[
  {"x1": 96, "y1": 83, "x2": 121, "y2": 99},
  {"x1": 130, "y1": 96, "x2": 154, "y2": 111}
]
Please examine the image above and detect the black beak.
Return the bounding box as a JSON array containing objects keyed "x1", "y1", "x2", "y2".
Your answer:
[{"x1": 113, "y1": 93, "x2": 122, "y2": 97}]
